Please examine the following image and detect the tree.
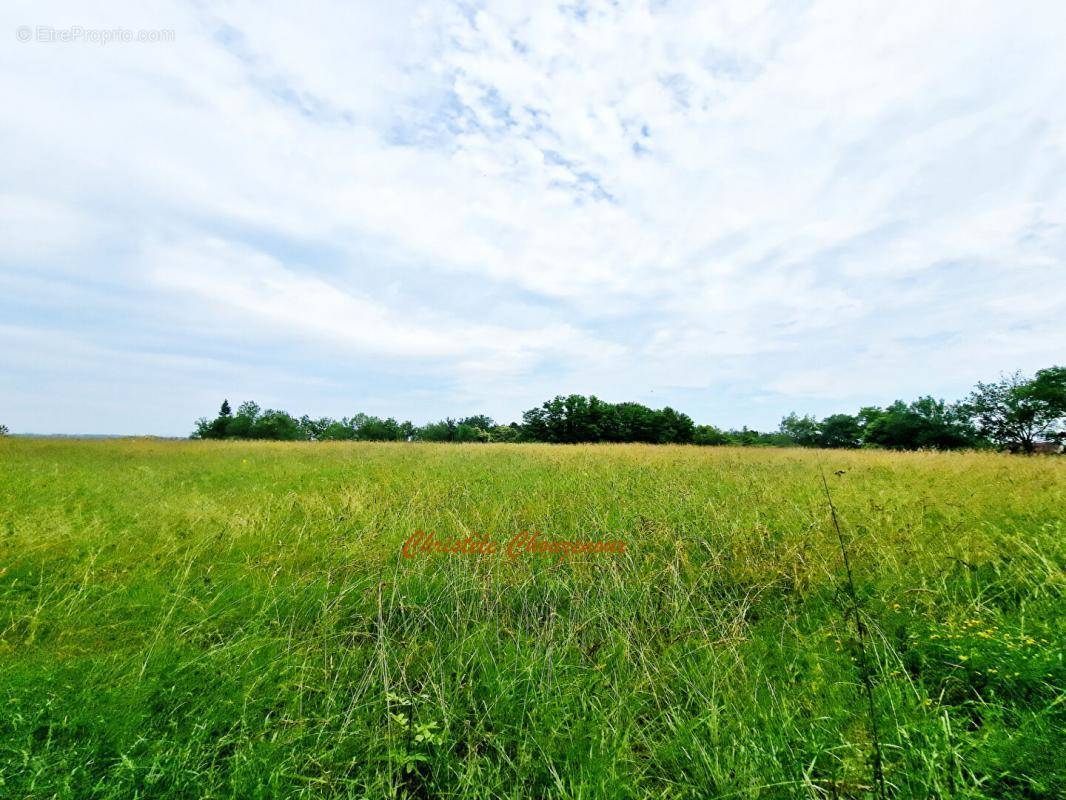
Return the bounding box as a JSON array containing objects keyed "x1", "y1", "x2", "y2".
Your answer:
[
  {"x1": 521, "y1": 395, "x2": 599, "y2": 443},
  {"x1": 319, "y1": 420, "x2": 354, "y2": 440},
  {"x1": 1031, "y1": 365, "x2": 1066, "y2": 392},
  {"x1": 724, "y1": 426, "x2": 792, "y2": 447},
  {"x1": 693, "y1": 424, "x2": 729, "y2": 445},
  {"x1": 455, "y1": 423, "x2": 490, "y2": 442},
  {"x1": 297, "y1": 415, "x2": 330, "y2": 440},
  {"x1": 1024, "y1": 366, "x2": 1066, "y2": 442},
  {"x1": 179, "y1": 372, "x2": 1062, "y2": 451},
  {"x1": 819, "y1": 414, "x2": 862, "y2": 449},
  {"x1": 350, "y1": 414, "x2": 405, "y2": 441},
  {"x1": 488, "y1": 424, "x2": 521, "y2": 443},
  {"x1": 519, "y1": 395, "x2": 696, "y2": 444},
  {"x1": 224, "y1": 401, "x2": 261, "y2": 439},
  {"x1": 779, "y1": 413, "x2": 820, "y2": 447},
  {"x1": 856, "y1": 406, "x2": 884, "y2": 432},
  {"x1": 416, "y1": 419, "x2": 458, "y2": 442},
  {"x1": 250, "y1": 409, "x2": 303, "y2": 440},
  {"x1": 862, "y1": 398, "x2": 977, "y2": 451},
  {"x1": 208, "y1": 399, "x2": 234, "y2": 437},
  {"x1": 459, "y1": 415, "x2": 495, "y2": 431},
  {"x1": 610, "y1": 401, "x2": 659, "y2": 442},
  {"x1": 192, "y1": 399, "x2": 236, "y2": 439},
  {"x1": 656, "y1": 407, "x2": 696, "y2": 444},
  {"x1": 967, "y1": 367, "x2": 1066, "y2": 453},
  {"x1": 863, "y1": 402, "x2": 916, "y2": 449}
]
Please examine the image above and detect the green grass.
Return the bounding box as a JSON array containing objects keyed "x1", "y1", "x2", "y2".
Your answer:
[{"x1": 0, "y1": 439, "x2": 1063, "y2": 799}]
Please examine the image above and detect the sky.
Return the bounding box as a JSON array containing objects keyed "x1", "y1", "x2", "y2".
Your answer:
[{"x1": 2, "y1": 1, "x2": 1065, "y2": 436}]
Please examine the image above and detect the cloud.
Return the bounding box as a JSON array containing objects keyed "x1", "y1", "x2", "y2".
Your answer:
[
  {"x1": 1, "y1": 0, "x2": 1064, "y2": 433},
  {"x1": 149, "y1": 237, "x2": 625, "y2": 369}
]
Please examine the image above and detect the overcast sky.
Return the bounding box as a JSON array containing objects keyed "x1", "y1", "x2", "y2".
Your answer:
[{"x1": 2, "y1": 1, "x2": 1064, "y2": 435}]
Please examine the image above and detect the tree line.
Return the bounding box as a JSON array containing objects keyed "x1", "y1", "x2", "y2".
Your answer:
[{"x1": 191, "y1": 365, "x2": 1065, "y2": 453}]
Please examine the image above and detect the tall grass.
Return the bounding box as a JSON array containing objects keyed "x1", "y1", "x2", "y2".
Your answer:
[
  {"x1": 819, "y1": 467, "x2": 885, "y2": 800},
  {"x1": 0, "y1": 439, "x2": 1062, "y2": 798}
]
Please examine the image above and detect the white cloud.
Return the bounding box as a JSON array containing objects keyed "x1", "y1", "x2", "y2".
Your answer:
[
  {"x1": 149, "y1": 237, "x2": 625, "y2": 372},
  {"x1": 1, "y1": 0, "x2": 1064, "y2": 433}
]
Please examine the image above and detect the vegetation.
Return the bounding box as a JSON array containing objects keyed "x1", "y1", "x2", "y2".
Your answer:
[
  {"x1": 0, "y1": 439, "x2": 1062, "y2": 798},
  {"x1": 968, "y1": 367, "x2": 1066, "y2": 453},
  {"x1": 520, "y1": 396, "x2": 695, "y2": 444},
  {"x1": 191, "y1": 367, "x2": 1065, "y2": 453}
]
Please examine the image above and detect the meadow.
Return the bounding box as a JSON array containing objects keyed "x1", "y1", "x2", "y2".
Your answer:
[{"x1": 0, "y1": 438, "x2": 1062, "y2": 799}]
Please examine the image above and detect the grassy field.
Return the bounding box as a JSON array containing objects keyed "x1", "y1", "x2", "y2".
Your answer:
[{"x1": 0, "y1": 439, "x2": 1063, "y2": 799}]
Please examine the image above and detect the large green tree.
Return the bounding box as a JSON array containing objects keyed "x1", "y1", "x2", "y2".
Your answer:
[
  {"x1": 863, "y1": 398, "x2": 977, "y2": 450},
  {"x1": 693, "y1": 424, "x2": 729, "y2": 445},
  {"x1": 521, "y1": 395, "x2": 694, "y2": 444},
  {"x1": 819, "y1": 414, "x2": 862, "y2": 449},
  {"x1": 192, "y1": 400, "x2": 234, "y2": 439},
  {"x1": 779, "y1": 413, "x2": 820, "y2": 447},
  {"x1": 967, "y1": 367, "x2": 1066, "y2": 453}
]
